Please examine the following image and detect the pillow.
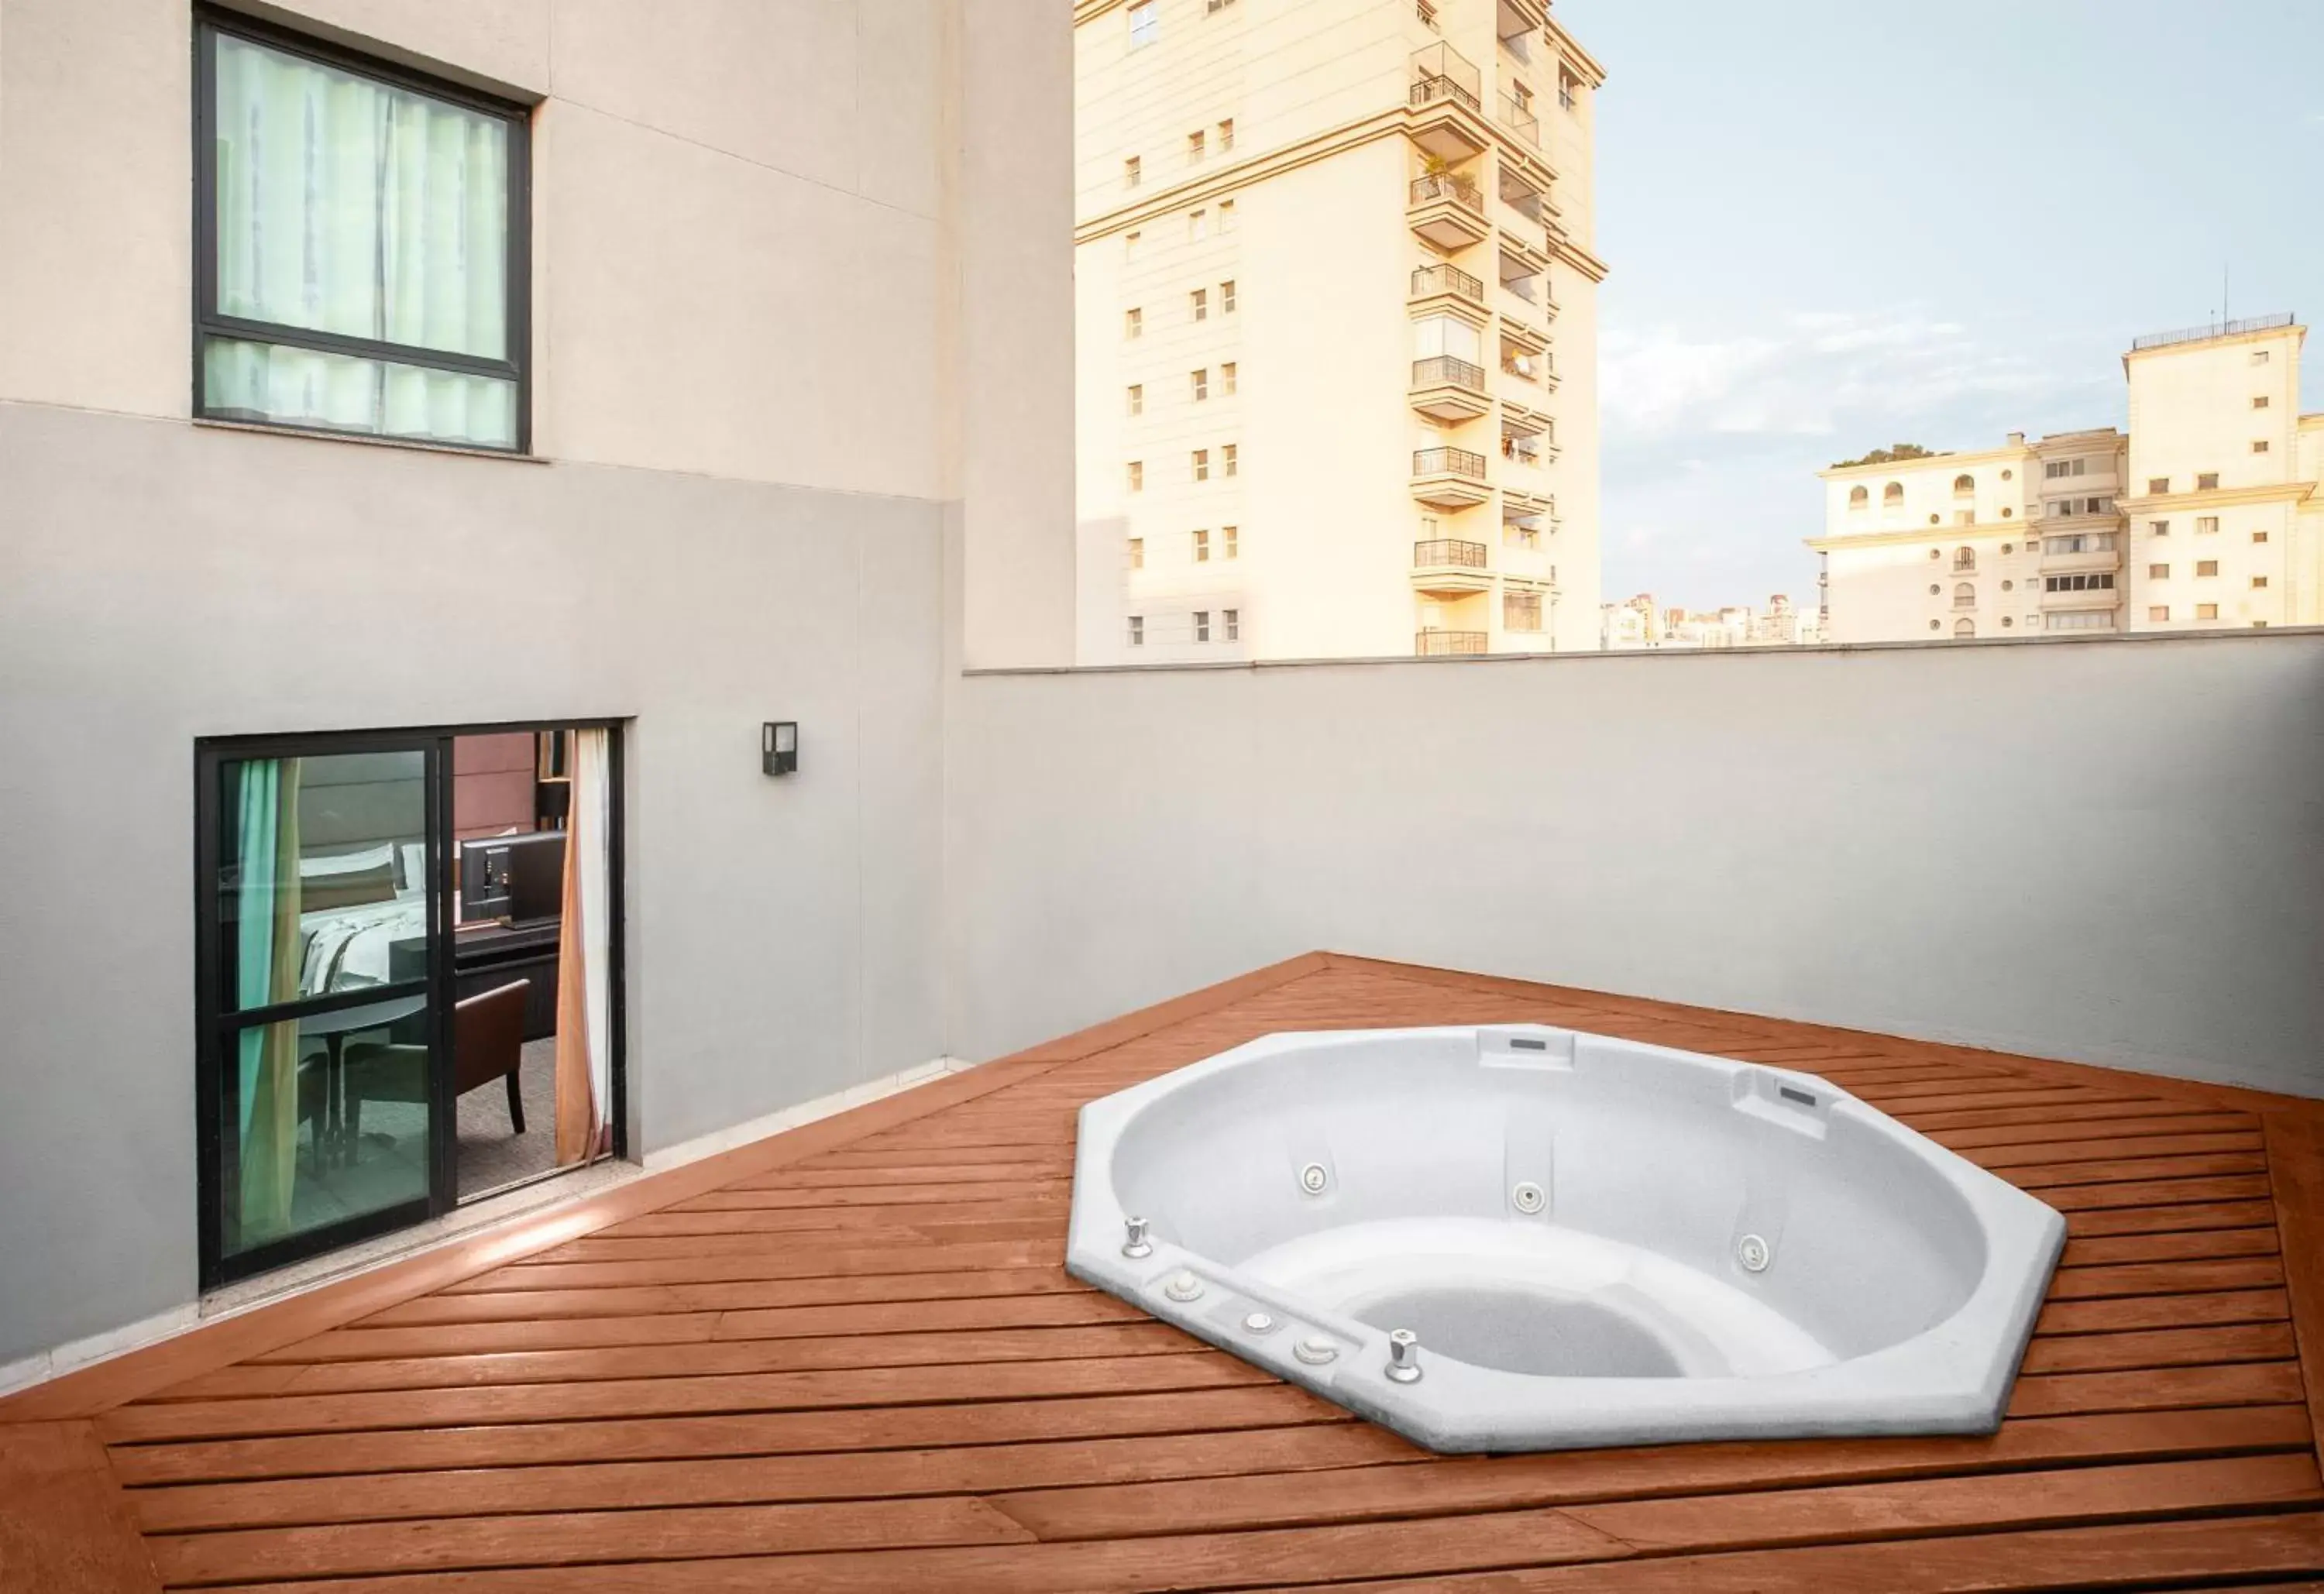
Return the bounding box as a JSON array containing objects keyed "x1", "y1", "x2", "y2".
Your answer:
[
  {"x1": 298, "y1": 845, "x2": 398, "y2": 911},
  {"x1": 301, "y1": 843, "x2": 397, "y2": 878},
  {"x1": 399, "y1": 842, "x2": 428, "y2": 893}
]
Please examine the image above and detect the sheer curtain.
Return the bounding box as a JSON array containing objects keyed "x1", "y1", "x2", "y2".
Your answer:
[
  {"x1": 234, "y1": 760, "x2": 306, "y2": 1243},
  {"x1": 205, "y1": 33, "x2": 515, "y2": 447},
  {"x1": 554, "y1": 732, "x2": 614, "y2": 1164}
]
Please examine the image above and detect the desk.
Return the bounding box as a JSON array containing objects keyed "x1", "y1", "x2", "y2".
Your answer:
[
  {"x1": 301, "y1": 994, "x2": 426, "y2": 1168},
  {"x1": 390, "y1": 920, "x2": 562, "y2": 1043}
]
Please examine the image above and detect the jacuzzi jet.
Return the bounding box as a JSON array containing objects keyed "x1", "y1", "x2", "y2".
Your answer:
[
  {"x1": 1298, "y1": 1162, "x2": 1330, "y2": 1195},
  {"x1": 1737, "y1": 1233, "x2": 1772, "y2": 1273},
  {"x1": 1163, "y1": 1270, "x2": 1204, "y2": 1302},
  {"x1": 1294, "y1": 1335, "x2": 1339, "y2": 1366},
  {"x1": 1511, "y1": 1180, "x2": 1546, "y2": 1214},
  {"x1": 1384, "y1": 1328, "x2": 1424, "y2": 1383},
  {"x1": 1242, "y1": 1311, "x2": 1277, "y2": 1335},
  {"x1": 1121, "y1": 1214, "x2": 1153, "y2": 1259}
]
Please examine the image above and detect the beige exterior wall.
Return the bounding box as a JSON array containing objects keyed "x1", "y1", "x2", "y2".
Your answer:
[
  {"x1": 1811, "y1": 320, "x2": 2322, "y2": 644},
  {"x1": 1073, "y1": 0, "x2": 1604, "y2": 662}
]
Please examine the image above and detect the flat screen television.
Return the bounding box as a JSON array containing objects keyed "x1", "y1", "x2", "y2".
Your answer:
[{"x1": 459, "y1": 830, "x2": 566, "y2": 926}]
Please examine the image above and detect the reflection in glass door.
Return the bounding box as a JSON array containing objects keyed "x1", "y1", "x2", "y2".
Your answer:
[{"x1": 198, "y1": 740, "x2": 449, "y2": 1284}]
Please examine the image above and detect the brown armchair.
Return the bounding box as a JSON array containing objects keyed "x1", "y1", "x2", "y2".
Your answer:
[{"x1": 342, "y1": 980, "x2": 532, "y2": 1140}]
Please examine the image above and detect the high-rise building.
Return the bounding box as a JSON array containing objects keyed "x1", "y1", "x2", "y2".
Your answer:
[
  {"x1": 1073, "y1": 0, "x2": 1606, "y2": 662},
  {"x1": 1810, "y1": 317, "x2": 2323, "y2": 641}
]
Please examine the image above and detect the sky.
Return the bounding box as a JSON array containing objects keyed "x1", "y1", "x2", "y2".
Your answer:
[{"x1": 1555, "y1": 0, "x2": 2324, "y2": 611}]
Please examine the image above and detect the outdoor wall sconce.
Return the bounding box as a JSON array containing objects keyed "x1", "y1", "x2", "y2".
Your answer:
[{"x1": 762, "y1": 721, "x2": 799, "y2": 776}]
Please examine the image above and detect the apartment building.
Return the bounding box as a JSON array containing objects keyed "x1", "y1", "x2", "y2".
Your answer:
[
  {"x1": 1073, "y1": 0, "x2": 1607, "y2": 662},
  {"x1": 1811, "y1": 317, "x2": 2323, "y2": 641},
  {"x1": 1600, "y1": 592, "x2": 1819, "y2": 650}
]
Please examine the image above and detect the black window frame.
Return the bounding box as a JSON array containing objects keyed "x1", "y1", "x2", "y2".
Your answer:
[{"x1": 191, "y1": 6, "x2": 533, "y2": 454}]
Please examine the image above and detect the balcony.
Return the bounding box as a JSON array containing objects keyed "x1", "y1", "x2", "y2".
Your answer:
[
  {"x1": 1497, "y1": 92, "x2": 1541, "y2": 148},
  {"x1": 1409, "y1": 261, "x2": 1486, "y2": 311},
  {"x1": 1408, "y1": 354, "x2": 1492, "y2": 421},
  {"x1": 2040, "y1": 577, "x2": 2121, "y2": 611},
  {"x1": 1497, "y1": 0, "x2": 1549, "y2": 40},
  {"x1": 1411, "y1": 537, "x2": 1492, "y2": 596},
  {"x1": 1415, "y1": 627, "x2": 1490, "y2": 655},
  {"x1": 1411, "y1": 445, "x2": 1490, "y2": 507},
  {"x1": 1407, "y1": 172, "x2": 1489, "y2": 250},
  {"x1": 1408, "y1": 43, "x2": 1487, "y2": 162}
]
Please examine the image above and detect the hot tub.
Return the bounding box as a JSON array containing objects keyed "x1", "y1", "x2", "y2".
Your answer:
[{"x1": 1065, "y1": 1025, "x2": 2065, "y2": 1453}]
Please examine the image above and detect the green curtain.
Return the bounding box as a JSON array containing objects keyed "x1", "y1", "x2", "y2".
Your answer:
[
  {"x1": 233, "y1": 760, "x2": 306, "y2": 1244},
  {"x1": 205, "y1": 33, "x2": 515, "y2": 447}
]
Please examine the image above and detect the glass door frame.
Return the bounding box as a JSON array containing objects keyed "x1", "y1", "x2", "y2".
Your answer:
[{"x1": 193, "y1": 718, "x2": 627, "y2": 1290}]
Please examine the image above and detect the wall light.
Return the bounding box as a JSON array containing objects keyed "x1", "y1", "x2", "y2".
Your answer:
[{"x1": 762, "y1": 721, "x2": 798, "y2": 776}]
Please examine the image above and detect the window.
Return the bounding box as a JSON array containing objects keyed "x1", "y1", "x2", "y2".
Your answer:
[
  {"x1": 2198, "y1": 472, "x2": 2219, "y2": 490},
  {"x1": 2150, "y1": 520, "x2": 2170, "y2": 537},
  {"x1": 1223, "y1": 608, "x2": 1240, "y2": 641},
  {"x1": 1125, "y1": 230, "x2": 1141, "y2": 259},
  {"x1": 2197, "y1": 516, "x2": 2219, "y2": 534},
  {"x1": 1953, "y1": 548, "x2": 1976, "y2": 571},
  {"x1": 1559, "y1": 69, "x2": 1578, "y2": 111},
  {"x1": 1128, "y1": 615, "x2": 1144, "y2": 645},
  {"x1": 2148, "y1": 563, "x2": 2169, "y2": 579},
  {"x1": 1129, "y1": 1, "x2": 1159, "y2": 47},
  {"x1": 2001, "y1": 579, "x2": 2013, "y2": 592},
  {"x1": 2252, "y1": 349, "x2": 2271, "y2": 365},
  {"x1": 1124, "y1": 156, "x2": 1142, "y2": 188},
  {"x1": 1191, "y1": 288, "x2": 1208, "y2": 321},
  {"x1": 1223, "y1": 524, "x2": 1239, "y2": 558},
  {"x1": 2149, "y1": 606, "x2": 2169, "y2": 621},
  {"x1": 2001, "y1": 544, "x2": 2013, "y2": 555},
  {"x1": 2046, "y1": 610, "x2": 2114, "y2": 631},
  {"x1": 1222, "y1": 443, "x2": 1238, "y2": 476},
  {"x1": 2252, "y1": 575, "x2": 2269, "y2": 589},
  {"x1": 1505, "y1": 524, "x2": 1538, "y2": 549},
  {"x1": 1207, "y1": 0, "x2": 1238, "y2": 12},
  {"x1": 1126, "y1": 383, "x2": 1143, "y2": 415},
  {"x1": 1848, "y1": 485, "x2": 1868, "y2": 509},
  {"x1": 2148, "y1": 477, "x2": 2169, "y2": 494},
  {"x1": 1505, "y1": 590, "x2": 1543, "y2": 631},
  {"x1": 1126, "y1": 460, "x2": 1143, "y2": 492},
  {"x1": 1191, "y1": 368, "x2": 1209, "y2": 400},
  {"x1": 2044, "y1": 572, "x2": 2115, "y2": 592},
  {"x1": 2196, "y1": 603, "x2": 2219, "y2": 620},
  {"x1": 1125, "y1": 307, "x2": 1143, "y2": 339},
  {"x1": 1188, "y1": 130, "x2": 1205, "y2": 163},
  {"x1": 1884, "y1": 482, "x2": 1905, "y2": 504},
  {"x1": 1953, "y1": 473, "x2": 1975, "y2": 495},
  {"x1": 1192, "y1": 448, "x2": 1209, "y2": 481},
  {"x1": 195, "y1": 16, "x2": 528, "y2": 450},
  {"x1": 2195, "y1": 560, "x2": 2219, "y2": 577},
  {"x1": 1194, "y1": 610, "x2": 1211, "y2": 642},
  {"x1": 2254, "y1": 395, "x2": 2271, "y2": 409},
  {"x1": 1222, "y1": 279, "x2": 1238, "y2": 312},
  {"x1": 1219, "y1": 198, "x2": 1237, "y2": 232},
  {"x1": 1189, "y1": 208, "x2": 1208, "y2": 242},
  {"x1": 2254, "y1": 530, "x2": 2271, "y2": 544},
  {"x1": 2044, "y1": 533, "x2": 2116, "y2": 554},
  {"x1": 1219, "y1": 118, "x2": 1236, "y2": 150},
  {"x1": 2044, "y1": 459, "x2": 2086, "y2": 479},
  {"x1": 1954, "y1": 582, "x2": 1976, "y2": 607},
  {"x1": 1221, "y1": 361, "x2": 1237, "y2": 395},
  {"x1": 1953, "y1": 618, "x2": 1975, "y2": 637},
  {"x1": 1193, "y1": 528, "x2": 1210, "y2": 562},
  {"x1": 1954, "y1": 510, "x2": 1975, "y2": 526},
  {"x1": 2253, "y1": 440, "x2": 2271, "y2": 454},
  {"x1": 1128, "y1": 537, "x2": 1144, "y2": 569}
]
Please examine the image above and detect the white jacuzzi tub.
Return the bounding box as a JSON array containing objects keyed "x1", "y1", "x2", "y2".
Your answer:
[{"x1": 1065, "y1": 1025, "x2": 2065, "y2": 1453}]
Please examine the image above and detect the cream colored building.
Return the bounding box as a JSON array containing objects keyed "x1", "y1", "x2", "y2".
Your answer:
[
  {"x1": 1072, "y1": 0, "x2": 1607, "y2": 662},
  {"x1": 1812, "y1": 317, "x2": 2323, "y2": 642}
]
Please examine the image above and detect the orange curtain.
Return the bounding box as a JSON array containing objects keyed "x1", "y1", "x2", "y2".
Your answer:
[
  {"x1": 552, "y1": 730, "x2": 611, "y2": 1164},
  {"x1": 552, "y1": 818, "x2": 596, "y2": 1164}
]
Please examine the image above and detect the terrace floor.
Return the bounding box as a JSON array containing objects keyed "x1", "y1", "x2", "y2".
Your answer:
[{"x1": 4, "y1": 952, "x2": 2322, "y2": 1591}]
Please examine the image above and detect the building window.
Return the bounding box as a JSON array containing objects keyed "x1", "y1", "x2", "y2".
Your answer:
[
  {"x1": 1193, "y1": 529, "x2": 1210, "y2": 562},
  {"x1": 1124, "y1": 156, "x2": 1142, "y2": 187},
  {"x1": 2147, "y1": 477, "x2": 2169, "y2": 494},
  {"x1": 2150, "y1": 519, "x2": 2169, "y2": 536},
  {"x1": 1953, "y1": 473, "x2": 1975, "y2": 495},
  {"x1": 1126, "y1": 460, "x2": 1143, "y2": 492},
  {"x1": 1126, "y1": 307, "x2": 1143, "y2": 339},
  {"x1": 2149, "y1": 606, "x2": 2169, "y2": 621},
  {"x1": 1927, "y1": 548, "x2": 1941, "y2": 561},
  {"x1": 2046, "y1": 610, "x2": 2114, "y2": 631},
  {"x1": 1884, "y1": 482, "x2": 1905, "y2": 505},
  {"x1": 1953, "y1": 617, "x2": 1975, "y2": 637},
  {"x1": 1188, "y1": 130, "x2": 1205, "y2": 163},
  {"x1": 2001, "y1": 617, "x2": 2013, "y2": 628},
  {"x1": 1221, "y1": 361, "x2": 1237, "y2": 394},
  {"x1": 1222, "y1": 279, "x2": 1238, "y2": 312},
  {"x1": 1223, "y1": 608, "x2": 1240, "y2": 641},
  {"x1": 1128, "y1": 537, "x2": 1144, "y2": 569},
  {"x1": 1207, "y1": 0, "x2": 1237, "y2": 12},
  {"x1": 2044, "y1": 533, "x2": 2116, "y2": 554},
  {"x1": 195, "y1": 15, "x2": 529, "y2": 450},
  {"x1": 1125, "y1": 230, "x2": 1141, "y2": 259},
  {"x1": 1219, "y1": 198, "x2": 1237, "y2": 231},
  {"x1": 2001, "y1": 544, "x2": 2013, "y2": 555},
  {"x1": 2195, "y1": 560, "x2": 2219, "y2": 576},
  {"x1": 1192, "y1": 448, "x2": 1209, "y2": 481},
  {"x1": 2197, "y1": 516, "x2": 2219, "y2": 534},
  {"x1": 2251, "y1": 349, "x2": 2271, "y2": 365},
  {"x1": 1927, "y1": 620, "x2": 1940, "y2": 631},
  {"x1": 2253, "y1": 575, "x2": 2269, "y2": 589},
  {"x1": 1953, "y1": 548, "x2": 1976, "y2": 571},
  {"x1": 2197, "y1": 472, "x2": 2219, "y2": 490},
  {"x1": 1191, "y1": 288, "x2": 1208, "y2": 321},
  {"x1": 2254, "y1": 395, "x2": 2271, "y2": 408},
  {"x1": 1189, "y1": 208, "x2": 1208, "y2": 242},
  {"x1": 1194, "y1": 610, "x2": 1211, "y2": 642},
  {"x1": 1927, "y1": 583, "x2": 1941, "y2": 596},
  {"x1": 1126, "y1": 383, "x2": 1143, "y2": 415},
  {"x1": 1222, "y1": 443, "x2": 1239, "y2": 476},
  {"x1": 1219, "y1": 118, "x2": 1236, "y2": 150},
  {"x1": 1223, "y1": 524, "x2": 1239, "y2": 558},
  {"x1": 2196, "y1": 603, "x2": 2219, "y2": 620},
  {"x1": 1191, "y1": 368, "x2": 1209, "y2": 400},
  {"x1": 1559, "y1": 68, "x2": 1578, "y2": 111},
  {"x1": 1954, "y1": 582, "x2": 1976, "y2": 607},
  {"x1": 2001, "y1": 579, "x2": 2013, "y2": 592},
  {"x1": 1129, "y1": 1, "x2": 1159, "y2": 47},
  {"x1": 2044, "y1": 572, "x2": 2115, "y2": 592},
  {"x1": 2254, "y1": 530, "x2": 2270, "y2": 544},
  {"x1": 1505, "y1": 590, "x2": 1543, "y2": 631},
  {"x1": 1848, "y1": 486, "x2": 1868, "y2": 510},
  {"x1": 2254, "y1": 440, "x2": 2271, "y2": 454},
  {"x1": 2148, "y1": 563, "x2": 2169, "y2": 579},
  {"x1": 2045, "y1": 459, "x2": 2087, "y2": 479},
  {"x1": 1128, "y1": 615, "x2": 1144, "y2": 645}
]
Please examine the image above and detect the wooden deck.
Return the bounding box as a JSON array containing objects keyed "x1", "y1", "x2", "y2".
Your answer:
[{"x1": 5, "y1": 952, "x2": 2322, "y2": 1591}]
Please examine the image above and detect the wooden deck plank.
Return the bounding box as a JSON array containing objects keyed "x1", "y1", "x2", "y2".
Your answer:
[
  {"x1": 0, "y1": 1421, "x2": 161, "y2": 1593},
  {"x1": 3, "y1": 956, "x2": 2317, "y2": 1590}
]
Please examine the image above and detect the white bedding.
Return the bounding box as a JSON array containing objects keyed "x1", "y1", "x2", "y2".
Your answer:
[{"x1": 298, "y1": 890, "x2": 427, "y2": 994}]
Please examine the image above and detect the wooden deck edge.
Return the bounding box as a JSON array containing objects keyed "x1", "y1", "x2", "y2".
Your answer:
[
  {"x1": 0, "y1": 1421, "x2": 160, "y2": 1592},
  {"x1": 1321, "y1": 952, "x2": 2322, "y2": 1118},
  {"x1": 0, "y1": 952, "x2": 1333, "y2": 1425},
  {"x1": 2266, "y1": 1109, "x2": 2324, "y2": 1470}
]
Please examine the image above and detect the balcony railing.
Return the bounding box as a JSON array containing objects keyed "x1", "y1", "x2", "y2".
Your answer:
[
  {"x1": 1410, "y1": 41, "x2": 1482, "y2": 113},
  {"x1": 1413, "y1": 445, "x2": 1487, "y2": 479},
  {"x1": 1409, "y1": 172, "x2": 1483, "y2": 214},
  {"x1": 1414, "y1": 538, "x2": 1488, "y2": 569},
  {"x1": 2130, "y1": 311, "x2": 2294, "y2": 352},
  {"x1": 1411, "y1": 354, "x2": 1486, "y2": 392},
  {"x1": 1411, "y1": 72, "x2": 1480, "y2": 114},
  {"x1": 1417, "y1": 629, "x2": 1490, "y2": 656},
  {"x1": 1410, "y1": 262, "x2": 1485, "y2": 303},
  {"x1": 1953, "y1": 596, "x2": 1977, "y2": 610},
  {"x1": 1497, "y1": 93, "x2": 1540, "y2": 146}
]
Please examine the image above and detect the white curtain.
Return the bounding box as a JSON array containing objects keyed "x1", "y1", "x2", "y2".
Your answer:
[
  {"x1": 554, "y1": 730, "x2": 614, "y2": 1163},
  {"x1": 206, "y1": 33, "x2": 515, "y2": 446}
]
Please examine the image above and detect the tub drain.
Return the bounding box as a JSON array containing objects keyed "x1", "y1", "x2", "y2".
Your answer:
[
  {"x1": 1737, "y1": 1233, "x2": 1772, "y2": 1273},
  {"x1": 1298, "y1": 1162, "x2": 1330, "y2": 1195}
]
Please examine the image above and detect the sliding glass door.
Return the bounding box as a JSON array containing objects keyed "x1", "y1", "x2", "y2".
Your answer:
[{"x1": 196, "y1": 736, "x2": 452, "y2": 1285}]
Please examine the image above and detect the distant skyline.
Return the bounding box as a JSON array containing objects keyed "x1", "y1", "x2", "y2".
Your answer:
[{"x1": 1559, "y1": 0, "x2": 2324, "y2": 611}]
